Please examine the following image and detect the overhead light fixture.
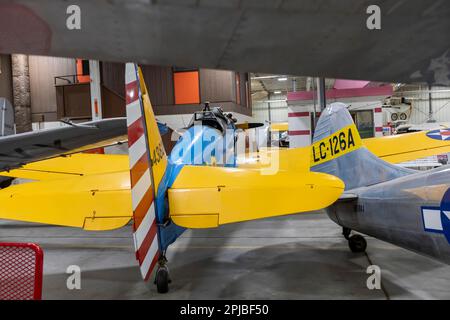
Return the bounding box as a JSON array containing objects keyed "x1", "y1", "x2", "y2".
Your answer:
[
  {"x1": 278, "y1": 77, "x2": 288, "y2": 81},
  {"x1": 273, "y1": 90, "x2": 282, "y2": 94}
]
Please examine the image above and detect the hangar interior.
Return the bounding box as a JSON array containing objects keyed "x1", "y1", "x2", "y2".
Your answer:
[{"x1": 0, "y1": 50, "x2": 449, "y2": 299}]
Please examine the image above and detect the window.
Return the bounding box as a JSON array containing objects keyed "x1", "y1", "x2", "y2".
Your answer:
[{"x1": 173, "y1": 70, "x2": 200, "y2": 105}]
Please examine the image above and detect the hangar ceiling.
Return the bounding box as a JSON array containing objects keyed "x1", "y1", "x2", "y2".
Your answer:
[{"x1": 0, "y1": 1, "x2": 448, "y2": 86}]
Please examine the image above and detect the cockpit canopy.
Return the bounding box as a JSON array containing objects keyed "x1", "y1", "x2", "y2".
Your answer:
[{"x1": 187, "y1": 104, "x2": 236, "y2": 133}]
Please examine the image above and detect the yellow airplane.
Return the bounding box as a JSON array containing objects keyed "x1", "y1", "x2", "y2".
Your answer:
[{"x1": 1, "y1": 64, "x2": 450, "y2": 292}]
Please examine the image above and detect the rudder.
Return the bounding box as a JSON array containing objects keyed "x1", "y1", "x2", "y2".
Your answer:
[{"x1": 125, "y1": 63, "x2": 167, "y2": 280}]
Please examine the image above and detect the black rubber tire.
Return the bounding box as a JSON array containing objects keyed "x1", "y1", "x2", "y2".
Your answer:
[
  {"x1": 156, "y1": 268, "x2": 169, "y2": 294},
  {"x1": 348, "y1": 234, "x2": 367, "y2": 253}
]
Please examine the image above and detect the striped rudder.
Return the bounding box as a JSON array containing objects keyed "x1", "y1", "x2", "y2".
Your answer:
[{"x1": 125, "y1": 63, "x2": 164, "y2": 281}]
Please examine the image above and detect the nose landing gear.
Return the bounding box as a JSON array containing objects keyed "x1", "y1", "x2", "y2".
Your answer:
[{"x1": 343, "y1": 227, "x2": 367, "y2": 253}]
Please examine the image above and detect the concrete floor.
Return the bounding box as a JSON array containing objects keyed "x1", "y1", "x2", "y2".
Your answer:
[{"x1": 0, "y1": 211, "x2": 449, "y2": 299}]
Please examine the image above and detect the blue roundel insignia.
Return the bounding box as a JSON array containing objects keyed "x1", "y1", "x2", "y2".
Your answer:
[
  {"x1": 439, "y1": 188, "x2": 450, "y2": 244},
  {"x1": 427, "y1": 129, "x2": 450, "y2": 141}
]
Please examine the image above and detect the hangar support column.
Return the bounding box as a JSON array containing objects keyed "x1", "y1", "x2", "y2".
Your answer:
[
  {"x1": 287, "y1": 107, "x2": 312, "y2": 148},
  {"x1": 89, "y1": 60, "x2": 102, "y2": 120},
  {"x1": 11, "y1": 54, "x2": 32, "y2": 133}
]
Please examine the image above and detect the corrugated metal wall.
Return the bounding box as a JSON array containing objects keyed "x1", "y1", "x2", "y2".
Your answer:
[
  {"x1": 252, "y1": 93, "x2": 288, "y2": 123},
  {"x1": 408, "y1": 86, "x2": 450, "y2": 124},
  {"x1": 253, "y1": 88, "x2": 450, "y2": 126}
]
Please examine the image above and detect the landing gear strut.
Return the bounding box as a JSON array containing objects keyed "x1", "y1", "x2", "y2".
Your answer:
[
  {"x1": 154, "y1": 255, "x2": 171, "y2": 294},
  {"x1": 342, "y1": 227, "x2": 351, "y2": 240},
  {"x1": 343, "y1": 227, "x2": 367, "y2": 253}
]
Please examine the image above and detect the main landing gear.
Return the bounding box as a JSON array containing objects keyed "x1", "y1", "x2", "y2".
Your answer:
[
  {"x1": 154, "y1": 255, "x2": 171, "y2": 294},
  {"x1": 343, "y1": 227, "x2": 367, "y2": 253}
]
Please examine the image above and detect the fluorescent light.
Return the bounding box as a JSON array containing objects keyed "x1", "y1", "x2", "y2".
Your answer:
[
  {"x1": 273, "y1": 90, "x2": 282, "y2": 94},
  {"x1": 277, "y1": 77, "x2": 288, "y2": 81}
]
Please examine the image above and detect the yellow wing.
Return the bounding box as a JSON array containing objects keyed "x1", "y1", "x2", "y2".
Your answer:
[
  {"x1": 239, "y1": 130, "x2": 450, "y2": 170},
  {"x1": 0, "y1": 154, "x2": 132, "y2": 231},
  {"x1": 0, "y1": 153, "x2": 129, "y2": 181},
  {"x1": 168, "y1": 165, "x2": 344, "y2": 228},
  {"x1": 363, "y1": 131, "x2": 450, "y2": 163}
]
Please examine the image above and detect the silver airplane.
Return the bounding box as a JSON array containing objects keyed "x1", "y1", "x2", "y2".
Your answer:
[{"x1": 312, "y1": 103, "x2": 450, "y2": 264}]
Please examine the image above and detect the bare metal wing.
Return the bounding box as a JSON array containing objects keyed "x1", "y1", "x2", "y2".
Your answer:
[
  {"x1": 0, "y1": 1, "x2": 449, "y2": 85},
  {"x1": 0, "y1": 118, "x2": 126, "y2": 171}
]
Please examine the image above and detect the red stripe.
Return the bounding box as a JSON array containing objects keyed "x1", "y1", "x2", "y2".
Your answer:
[
  {"x1": 126, "y1": 80, "x2": 139, "y2": 104},
  {"x1": 133, "y1": 188, "x2": 154, "y2": 230},
  {"x1": 374, "y1": 107, "x2": 382, "y2": 113},
  {"x1": 288, "y1": 112, "x2": 310, "y2": 117},
  {"x1": 137, "y1": 221, "x2": 158, "y2": 265},
  {"x1": 127, "y1": 117, "x2": 145, "y2": 147},
  {"x1": 130, "y1": 153, "x2": 150, "y2": 187},
  {"x1": 289, "y1": 130, "x2": 311, "y2": 136},
  {"x1": 143, "y1": 251, "x2": 161, "y2": 281},
  {"x1": 375, "y1": 127, "x2": 383, "y2": 132},
  {"x1": 83, "y1": 147, "x2": 105, "y2": 154}
]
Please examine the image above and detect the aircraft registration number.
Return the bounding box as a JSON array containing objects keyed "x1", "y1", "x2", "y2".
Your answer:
[{"x1": 311, "y1": 124, "x2": 362, "y2": 166}]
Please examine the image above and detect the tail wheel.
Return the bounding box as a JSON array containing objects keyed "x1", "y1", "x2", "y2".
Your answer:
[
  {"x1": 348, "y1": 234, "x2": 367, "y2": 253},
  {"x1": 155, "y1": 267, "x2": 170, "y2": 294}
]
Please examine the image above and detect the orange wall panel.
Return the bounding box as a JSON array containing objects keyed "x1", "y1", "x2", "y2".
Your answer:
[
  {"x1": 76, "y1": 59, "x2": 90, "y2": 83},
  {"x1": 174, "y1": 71, "x2": 200, "y2": 104}
]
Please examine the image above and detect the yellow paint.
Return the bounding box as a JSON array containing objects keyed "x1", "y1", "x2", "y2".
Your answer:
[
  {"x1": 238, "y1": 146, "x2": 310, "y2": 172},
  {"x1": 139, "y1": 67, "x2": 168, "y2": 195},
  {"x1": 310, "y1": 124, "x2": 362, "y2": 166},
  {"x1": 83, "y1": 216, "x2": 132, "y2": 231},
  {"x1": 169, "y1": 165, "x2": 344, "y2": 228},
  {"x1": 63, "y1": 136, "x2": 127, "y2": 156},
  {"x1": 270, "y1": 122, "x2": 288, "y2": 131},
  {"x1": 0, "y1": 153, "x2": 129, "y2": 180},
  {"x1": 0, "y1": 170, "x2": 132, "y2": 230},
  {"x1": 363, "y1": 131, "x2": 450, "y2": 163},
  {"x1": 171, "y1": 214, "x2": 219, "y2": 228}
]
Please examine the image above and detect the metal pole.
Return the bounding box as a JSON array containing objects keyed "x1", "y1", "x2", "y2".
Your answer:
[
  {"x1": 292, "y1": 78, "x2": 297, "y2": 92},
  {"x1": 89, "y1": 60, "x2": 103, "y2": 120},
  {"x1": 428, "y1": 84, "x2": 434, "y2": 122},
  {"x1": 1, "y1": 99, "x2": 5, "y2": 136},
  {"x1": 317, "y1": 77, "x2": 326, "y2": 111}
]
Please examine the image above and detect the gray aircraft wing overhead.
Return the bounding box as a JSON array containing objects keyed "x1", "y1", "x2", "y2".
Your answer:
[
  {"x1": 0, "y1": 0, "x2": 449, "y2": 85},
  {"x1": 0, "y1": 117, "x2": 126, "y2": 171}
]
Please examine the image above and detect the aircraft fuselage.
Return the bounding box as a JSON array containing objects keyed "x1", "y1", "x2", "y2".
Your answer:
[{"x1": 327, "y1": 165, "x2": 450, "y2": 264}]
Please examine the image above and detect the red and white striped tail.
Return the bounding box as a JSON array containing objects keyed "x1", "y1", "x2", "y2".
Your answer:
[{"x1": 125, "y1": 63, "x2": 160, "y2": 281}]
